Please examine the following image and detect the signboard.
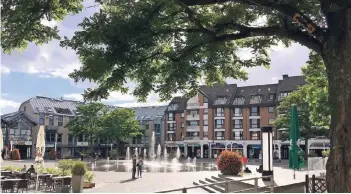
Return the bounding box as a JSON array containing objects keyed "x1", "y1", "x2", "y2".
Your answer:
[{"x1": 76, "y1": 142, "x2": 89, "y2": 147}]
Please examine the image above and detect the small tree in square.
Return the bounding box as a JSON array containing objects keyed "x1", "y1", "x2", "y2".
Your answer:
[{"x1": 216, "y1": 150, "x2": 243, "y2": 175}]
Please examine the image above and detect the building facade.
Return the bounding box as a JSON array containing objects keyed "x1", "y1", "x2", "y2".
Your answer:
[
  {"x1": 15, "y1": 96, "x2": 167, "y2": 158},
  {"x1": 164, "y1": 74, "x2": 312, "y2": 159}
]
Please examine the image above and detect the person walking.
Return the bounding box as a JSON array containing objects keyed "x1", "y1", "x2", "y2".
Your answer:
[
  {"x1": 137, "y1": 157, "x2": 144, "y2": 178},
  {"x1": 132, "y1": 156, "x2": 137, "y2": 179}
]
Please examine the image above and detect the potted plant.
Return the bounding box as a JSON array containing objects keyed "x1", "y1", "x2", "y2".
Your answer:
[
  {"x1": 83, "y1": 171, "x2": 95, "y2": 188},
  {"x1": 216, "y1": 150, "x2": 243, "y2": 176},
  {"x1": 71, "y1": 161, "x2": 87, "y2": 193}
]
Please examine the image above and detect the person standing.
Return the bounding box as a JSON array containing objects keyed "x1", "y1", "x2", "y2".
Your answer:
[
  {"x1": 137, "y1": 157, "x2": 144, "y2": 178},
  {"x1": 132, "y1": 156, "x2": 137, "y2": 179}
]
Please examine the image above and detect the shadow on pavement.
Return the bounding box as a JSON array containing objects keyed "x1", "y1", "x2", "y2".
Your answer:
[{"x1": 120, "y1": 178, "x2": 137, "y2": 183}]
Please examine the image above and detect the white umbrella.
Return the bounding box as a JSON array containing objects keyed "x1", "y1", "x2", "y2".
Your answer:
[
  {"x1": 0, "y1": 128, "x2": 3, "y2": 163},
  {"x1": 35, "y1": 125, "x2": 46, "y2": 191}
]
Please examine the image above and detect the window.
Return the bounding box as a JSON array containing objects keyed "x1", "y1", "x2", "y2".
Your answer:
[
  {"x1": 203, "y1": 120, "x2": 208, "y2": 126},
  {"x1": 168, "y1": 113, "x2": 174, "y2": 121},
  {"x1": 188, "y1": 110, "x2": 198, "y2": 116},
  {"x1": 68, "y1": 135, "x2": 73, "y2": 143},
  {"x1": 58, "y1": 116, "x2": 63, "y2": 126},
  {"x1": 279, "y1": 92, "x2": 290, "y2": 101},
  {"x1": 204, "y1": 96, "x2": 208, "y2": 103},
  {"x1": 233, "y1": 119, "x2": 243, "y2": 129},
  {"x1": 145, "y1": 124, "x2": 149, "y2": 130},
  {"x1": 215, "y1": 131, "x2": 224, "y2": 140},
  {"x1": 167, "y1": 133, "x2": 176, "y2": 141},
  {"x1": 57, "y1": 134, "x2": 62, "y2": 143},
  {"x1": 168, "y1": 123, "x2": 175, "y2": 131},
  {"x1": 168, "y1": 103, "x2": 179, "y2": 111},
  {"x1": 269, "y1": 119, "x2": 275, "y2": 125},
  {"x1": 39, "y1": 114, "x2": 45, "y2": 125},
  {"x1": 250, "y1": 131, "x2": 260, "y2": 140},
  {"x1": 46, "y1": 133, "x2": 55, "y2": 142},
  {"x1": 49, "y1": 115, "x2": 54, "y2": 125},
  {"x1": 215, "y1": 108, "x2": 224, "y2": 117},
  {"x1": 269, "y1": 94, "x2": 275, "y2": 101},
  {"x1": 181, "y1": 122, "x2": 184, "y2": 128},
  {"x1": 204, "y1": 108, "x2": 208, "y2": 115},
  {"x1": 233, "y1": 131, "x2": 243, "y2": 140},
  {"x1": 251, "y1": 119, "x2": 260, "y2": 128},
  {"x1": 154, "y1": 124, "x2": 161, "y2": 133},
  {"x1": 181, "y1": 113, "x2": 184, "y2": 118},
  {"x1": 268, "y1": 107, "x2": 274, "y2": 113},
  {"x1": 233, "y1": 97, "x2": 245, "y2": 105},
  {"x1": 186, "y1": 132, "x2": 199, "y2": 137},
  {"x1": 215, "y1": 119, "x2": 224, "y2": 129},
  {"x1": 204, "y1": 131, "x2": 208, "y2": 138},
  {"x1": 250, "y1": 107, "x2": 259, "y2": 116},
  {"x1": 249, "y1": 95, "x2": 262, "y2": 104},
  {"x1": 78, "y1": 135, "x2": 84, "y2": 142},
  {"x1": 233, "y1": 108, "x2": 242, "y2": 117},
  {"x1": 23, "y1": 107, "x2": 26, "y2": 112}
]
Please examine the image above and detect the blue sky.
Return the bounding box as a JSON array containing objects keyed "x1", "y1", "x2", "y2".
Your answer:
[{"x1": 0, "y1": 1, "x2": 310, "y2": 114}]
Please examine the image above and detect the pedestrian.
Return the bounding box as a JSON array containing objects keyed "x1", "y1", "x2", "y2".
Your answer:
[
  {"x1": 27, "y1": 165, "x2": 36, "y2": 174},
  {"x1": 132, "y1": 156, "x2": 137, "y2": 179},
  {"x1": 137, "y1": 157, "x2": 144, "y2": 178},
  {"x1": 21, "y1": 165, "x2": 28, "y2": 172},
  {"x1": 242, "y1": 156, "x2": 248, "y2": 169}
]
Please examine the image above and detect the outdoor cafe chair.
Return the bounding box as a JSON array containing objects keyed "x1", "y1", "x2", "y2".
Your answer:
[
  {"x1": 63, "y1": 177, "x2": 72, "y2": 188},
  {"x1": 16, "y1": 179, "x2": 29, "y2": 193},
  {"x1": 1, "y1": 181, "x2": 15, "y2": 193},
  {"x1": 44, "y1": 177, "x2": 55, "y2": 192}
]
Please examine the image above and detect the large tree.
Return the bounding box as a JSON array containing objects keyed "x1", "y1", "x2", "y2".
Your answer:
[
  {"x1": 3, "y1": 0, "x2": 351, "y2": 191},
  {"x1": 66, "y1": 102, "x2": 107, "y2": 154},
  {"x1": 274, "y1": 53, "x2": 330, "y2": 159},
  {"x1": 99, "y1": 108, "x2": 140, "y2": 156}
]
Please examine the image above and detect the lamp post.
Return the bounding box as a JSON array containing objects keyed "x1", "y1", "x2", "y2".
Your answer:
[{"x1": 261, "y1": 126, "x2": 273, "y2": 181}]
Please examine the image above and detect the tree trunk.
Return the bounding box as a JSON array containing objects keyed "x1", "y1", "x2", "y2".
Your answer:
[{"x1": 323, "y1": 9, "x2": 351, "y2": 193}]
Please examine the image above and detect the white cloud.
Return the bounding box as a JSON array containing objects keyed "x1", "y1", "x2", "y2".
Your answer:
[
  {"x1": 1, "y1": 66, "x2": 10, "y2": 74},
  {"x1": 63, "y1": 93, "x2": 84, "y2": 101},
  {"x1": 0, "y1": 98, "x2": 20, "y2": 114}
]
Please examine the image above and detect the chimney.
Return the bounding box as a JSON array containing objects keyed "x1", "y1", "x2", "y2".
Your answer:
[{"x1": 283, "y1": 74, "x2": 289, "y2": 79}]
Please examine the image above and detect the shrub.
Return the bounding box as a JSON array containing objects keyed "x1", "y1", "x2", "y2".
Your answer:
[
  {"x1": 45, "y1": 167, "x2": 60, "y2": 175},
  {"x1": 71, "y1": 161, "x2": 87, "y2": 176},
  {"x1": 49, "y1": 149, "x2": 57, "y2": 160},
  {"x1": 11, "y1": 149, "x2": 21, "y2": 160},
  {"x1": 57, "y1": 159, "x2": 76, "y2": 175},
  {"x1": 3, "y1": 165, "x2": 15, "y2": 171},
  {"x1": 63, "y1": 155, "x2": 73, "y2": 159},
  {"x1": 109, "y1": 150, "x2": 117, "y2": 159},
  {"x1": 85, "y1": 171, "x2": 95, "y2": 183},
  {"x1": 308, "y1": 150, "x2": 317, "y2": 157},
  {"x1": 322, "y1": 150, "x2": 330, "y2": 157},
  {"x1": 216, "y1": 150, "x2": 243, "y2": 175}
]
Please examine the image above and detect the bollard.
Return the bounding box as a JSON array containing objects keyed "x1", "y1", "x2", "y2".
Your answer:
[
  {"x1": 270, "y1": 175, "x2": 274, "y2": 193},
  {"x1": 225, "y1": 181, "x2": 229, "y2": 193},
  {"x1": 182, "y1": 187, "x2": 187, "y2": 193},
  {"x1": 254, "y1": 178, "x2": 258, "y2": 193}
]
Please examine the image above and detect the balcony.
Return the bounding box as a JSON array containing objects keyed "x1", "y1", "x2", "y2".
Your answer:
[
  {"x1": 186, "y1": 125, "x2": 200, "y2": 132},
  {"x1": 187, "y1": 103, "x2": 200, "y2": 109},
  {"x1": 45, "y1": 125, "x2": 58, "y2": 131},
  {"x1": 233, "y1": 124, "x2": 243, "y2": 129},
  {"x1": 187, "y1": 114, "x2": 200, "y2": 120}
]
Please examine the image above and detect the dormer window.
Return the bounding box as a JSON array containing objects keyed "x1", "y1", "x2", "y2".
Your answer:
[
  {"x1": 249, "y1": 95, "x2": 262, "y2": 104},
  {"x1": 214, "y1": 97, "x2": 227, "y2": 105},
  {"x1": 268, "y1": 94, "x2": 276, "y2": 101},
  {"x1": 54, "y1": 108, "x2": 72, "y2": 115},
  {"x1": 168, "y1": 103, "x2": 179, "y2": 111},
  {"x1": 233, "y1": 97, "x2": 245, "y2": 105},
  {"x1": 278, "y1": 92, "x2": 290, "y2": 101}
]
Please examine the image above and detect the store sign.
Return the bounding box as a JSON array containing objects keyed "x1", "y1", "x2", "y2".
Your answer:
[
  {"x1": 25, "y1": 141, "x2": 32, "y2": 145},
  {"x1": 76, "y1": 142, "x2": 89, "y2": 147}
]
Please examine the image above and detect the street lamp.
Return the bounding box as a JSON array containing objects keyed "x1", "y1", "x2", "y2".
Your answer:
[{"x1": 261, "y1": 126, "x2": 273, "y2": 181}]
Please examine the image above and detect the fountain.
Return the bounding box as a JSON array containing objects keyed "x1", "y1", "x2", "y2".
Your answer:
[
  {"x1": 149, "y1": 131, "x2": 155, "y2": 160},
  {"x1": 176, "y1": 147, "x2": 181, "y2": 160},
  {"x1": 135, "y1": 147, "x2": 139, "y2": 158},
  {"x1": 126, "y1": 147, "x2": 130, "y2": 160},
  {"x1": 163, "y1": 147, "x2": 167, "y2": 161},
  {"x1": 157, "y1": 144, "x2": 161, "y2": 160},
  {"x1": 144, "y1": 148, "x2": 147, "y2": 159}
]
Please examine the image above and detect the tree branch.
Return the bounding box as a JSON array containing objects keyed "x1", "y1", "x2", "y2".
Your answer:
[{"x1": 179, "y1": 0, "x2": 326, "y2": 39}]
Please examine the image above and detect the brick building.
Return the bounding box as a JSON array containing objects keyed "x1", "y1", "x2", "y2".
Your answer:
[{"x1": 164, "y1": 74, "x2": 306, "y2": 159}]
